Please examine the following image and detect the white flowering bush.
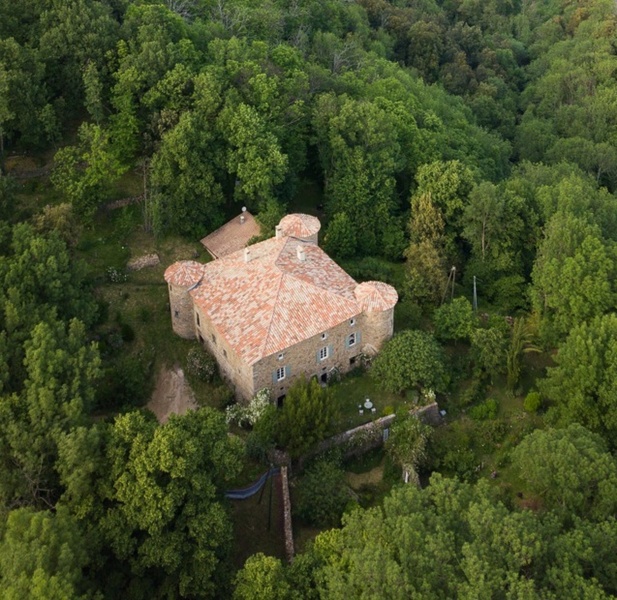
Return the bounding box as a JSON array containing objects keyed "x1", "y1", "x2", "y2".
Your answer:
[
  {"x1": 107, "y1": 266, "x2": 128, "y2": 283},
  {"x1": 421, "y1": 388, "x2": 436, "y2": 405},
  {"x1": 226, "y1": 388, "x2": 271, "y2": 428}
]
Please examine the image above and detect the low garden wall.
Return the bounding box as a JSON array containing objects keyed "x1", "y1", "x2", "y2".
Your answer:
[
  {"x1": 274, "y1": 404, "x2": 441, "y2": 562},
  {"x1": 280, "y1": 466, "x2": 295, "y2": 563},
  {"x1": 311, "y1": 402, "x2": 441, "y2": 462}
]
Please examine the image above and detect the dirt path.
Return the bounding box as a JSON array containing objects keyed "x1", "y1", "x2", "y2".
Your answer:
[{"x1": 147, "y1": 365, "x2": 198, "y2": 424}]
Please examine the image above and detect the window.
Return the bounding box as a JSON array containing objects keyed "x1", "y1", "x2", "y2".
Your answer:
[
  {"x1": 195, "y1": 313, "x2": 200, "y2": 326},
  {"x1": 348, "y1": 333, "x2": 356, "y2": 347},
  {"x1": 350, "y1": 318, "x2": 356, "y2": 326},
  {"x1": 278, "y1": 353, "x2": 284, "y2": 361},
  {"x1": 174, "y1": 310, "x2": 179, "y2": 318},
  {"x1": 319, "y1": 346, "x2": 329, "y2": 361},
  {"x1": 276, "y1": 367, "x2": 286, "y2": 381},
  {"x1": 211, "y1": 333, "x2": 216, "y2": 344},
  {"x1": 223, "y1": 349, "x2": 227, "y2": 358},
  {"x1": 321, "y1": 332, "x2": 328, "y2": 340}
]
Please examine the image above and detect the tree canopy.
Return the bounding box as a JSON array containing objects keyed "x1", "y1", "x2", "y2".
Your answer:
[{"x1": 372, "y1": 330, "x2": 448, "y2": 395}]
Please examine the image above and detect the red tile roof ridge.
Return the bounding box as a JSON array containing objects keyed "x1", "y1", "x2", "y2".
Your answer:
[
  {"x1": 164, "y1": 260, "x2": 206, "y2": 287},
  {"x1": 181, "y1": 235, "x2": 395, "y2": 365},
  {"x1": 279, "y1": 213, "x2": 321, "y2": 238},
  {"x1": 258, "y1": 270, "x2": 286, "y2": 360}
]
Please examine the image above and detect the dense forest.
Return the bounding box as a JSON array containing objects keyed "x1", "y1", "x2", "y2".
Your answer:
[{"x1": 1, "y1": 0, "x2": 617, "y2": 597}]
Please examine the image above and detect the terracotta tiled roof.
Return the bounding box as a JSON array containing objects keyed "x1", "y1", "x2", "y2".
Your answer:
[
  {"x1": 190, "y1": 237, "x2": 365, "y2": 365},
  {"x1": 278, "y1": 213, "x2": 321, "y2": 238},
  {"x1": 164, "y1": 261, "x2": 205, "y2": 288},
  {"x1": 355, "y1": 281, "x2": 399, "y2": 312},
  {"x1": 200, "y1": 211, "x2": 261, "y2": 258}
]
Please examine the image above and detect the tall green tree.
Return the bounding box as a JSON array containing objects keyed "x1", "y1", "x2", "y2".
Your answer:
[
  {"x1": 221, "y1": 102, "x2": 288, "y2": 207},
  {"x1": 470, "y1": 326, "x2": 508, "y2": 383},
  {"x1": 540, "y1": 314, "x2": 617, "y2": 446},
  {"x1": 372, "y1": 330, "x2": 447, "y2": 395},
  {"x1": 386, "y1": 415, "x2": 432, "y2": 486},
  {"x1": 0, "y1": 224, "x2": 97, "y2": 389},
  {"x1": 150, "y1": 111, "x2": 225, "y2": 237},
  {"x1": 531, "y1": 212, "x2": 616, "y2": 343},
  {"x1": 314, "y1": 94, "x2": 408, "y2": 258},
  {"x1": 512, "y1": 425, "x2": 617, "y2": 521},
  {"x1": 0, "y1": 318, "x2": 100, "y2": 508},
  {"x1": 99, "y1": 408, "x2": 243, "y2": 598},
  {"x1": 0, "y1": 507, "x2": 96, "y2": 600},
  {"x1": 404, "y1": 191, "x2": 448, "y2": 308},
  {"x1": 505, "y1": 317, "x2": 539, "y2": 390},
  {"x1": 276, "y1": 378, "x2": 337, "y2": 459},
  {"x1": 233, "y1": 553, "x2": 292, "y2": 600},
  {"x1": 304, "y1": 473, "x2": 617, "y2": 599},
  {"x1": 51, "y1": 123, "x2": 126, "y2": 220},
  {"x1": 412, "y1": 160, "x2": 475, "y2": 258}
]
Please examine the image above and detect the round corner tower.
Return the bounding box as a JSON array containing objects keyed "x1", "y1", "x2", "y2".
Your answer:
[
  {"x1": 354, "y1": 281, "x2": 398, "y2": 352},
  {"x1": 276, "y1": 213, "x2": 321, "y2": 245},
  {"x1": 164, "y1": 261, "x2": 205, "y2": 339}
]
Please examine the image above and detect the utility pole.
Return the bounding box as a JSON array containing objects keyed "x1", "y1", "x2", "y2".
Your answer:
[{"x1": 473, "y1": 275, "x2": 478, "y2": 311}]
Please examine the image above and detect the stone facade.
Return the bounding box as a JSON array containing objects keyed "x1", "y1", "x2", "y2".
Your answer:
[
  {"x1": 168, "y1": 284, "x2": 197, "y2": 339},
  {"x1": 193, "y1": 305, "x2": 255, "y2": 400},
  {"x1": 164, "y1": 214, "x2": 397, "y2": 403},
  {"x1": 253, "y1": 311, "x2": 393, "y2": 403}
]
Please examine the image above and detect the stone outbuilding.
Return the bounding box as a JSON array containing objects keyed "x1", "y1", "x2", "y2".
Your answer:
[
  {"x1": 165, "y1": 214, "x2": 397, "y2": 404},
  {"x1": 200, "y1": 209, "x2": 261, "y2": 258}
]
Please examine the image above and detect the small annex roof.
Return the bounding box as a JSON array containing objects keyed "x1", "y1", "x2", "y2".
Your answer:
[
  {"x1": 190, "y1": 236, "x2": 368, "y2": 365},
  {"x1": 354, "y1": 281, "x2": 398, "y2": 312},
  {"x1": 164, "y1": 260, "x2": 205, "y2": 288},
  {"x1": 278, "y1": 213, "x2": 321, "y2": 239},
  {"x1": 200, "y1": 211, "x2": 261, "y2": 259}
]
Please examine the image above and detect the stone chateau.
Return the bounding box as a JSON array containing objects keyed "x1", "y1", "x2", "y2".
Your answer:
[{"x1": 165, "y1": 213, "x2": 398, "y2": 404}]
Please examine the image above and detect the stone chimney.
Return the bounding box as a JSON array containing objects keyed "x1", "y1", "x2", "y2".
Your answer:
[
  {"x1": 240, "y1": 215, "x2": 245, "y2": 224},
  {"x1": 296, "y1": 245, "x2": 306, "y2": 262},
  {"x1": 275, "y1": 225, "x2": 283, "y2": 239},
  {"x1": 244, "y1": 247, "x2": 251, "y2": 262}
]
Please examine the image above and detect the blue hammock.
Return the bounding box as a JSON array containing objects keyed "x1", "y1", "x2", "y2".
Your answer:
[{"x1": 225, "y1": 467, "x2": 281, "y2": 500}]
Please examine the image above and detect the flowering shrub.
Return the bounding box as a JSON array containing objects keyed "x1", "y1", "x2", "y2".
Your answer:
[
  {"x1": 226, "y1": 389, "x2": 271, "y2": 428},
  {"x1": 106, "y1": 266, "x2": 128, "y2": 283},
  {"x1": 421, "y1": 388, "x2": 436, "y2": 405},
  {"x1": 186, "y1": 347, "x2": 217, "y2": 382}
]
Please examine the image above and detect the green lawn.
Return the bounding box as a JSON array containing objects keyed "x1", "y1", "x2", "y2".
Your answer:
[
  {"x1": 230, "y1": 473, "x2": 287, "y2": 568},
  {"x1": 329, "y1": 370, "x2": 418, "y2": 431}
]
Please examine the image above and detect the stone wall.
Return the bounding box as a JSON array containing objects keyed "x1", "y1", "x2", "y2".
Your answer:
[
  {"x1": 168, "y1": 284, "x2": 196, "y2": 339},
  {"x1": 309, "y1": 402, "x2": 441, "y2": 462},
  {"x1": 280, "y1": 466, "x2": 295, "y2": 563},
  {"x1": 253, "y1": 315, "x2": 366, "y2": 401},
  {"x1": 180, "y1": 300, "x2": 394, "y2": 403},
  {"x1": 193, "y1": 306, "x2": 254, "y2": 400},
  {"x1": 362, "y1": 307, "x2": 394, "y2": 353},
  {"x1": 252, "y1": 306, "x2": 395, "y2": 402}
]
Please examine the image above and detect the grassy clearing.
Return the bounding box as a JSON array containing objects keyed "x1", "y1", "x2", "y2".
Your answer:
[
  {"x1": 73, "y1": 198, "x2": 229, "y2": 412},
  {"x1": 230, "y1": 473, "x2": 286, "y2": 568},
  {"x1": 329, "y1": 369, "x2": 417, "y2": 431}
]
